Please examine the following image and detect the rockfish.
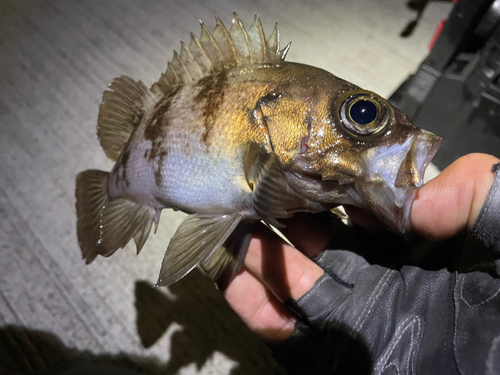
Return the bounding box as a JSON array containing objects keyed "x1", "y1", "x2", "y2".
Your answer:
[{"x1": 75, "y1": 13, "x2": 443, "y2": 288}]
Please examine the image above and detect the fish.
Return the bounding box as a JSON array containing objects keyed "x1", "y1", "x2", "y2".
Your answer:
[{"x1": 75, "y1": 13, "x2": 443, "y2": 288}]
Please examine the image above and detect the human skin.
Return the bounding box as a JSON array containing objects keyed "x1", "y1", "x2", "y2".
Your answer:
[{"x1": 223, "y1": 153, "x2": 500, "y2": 343}]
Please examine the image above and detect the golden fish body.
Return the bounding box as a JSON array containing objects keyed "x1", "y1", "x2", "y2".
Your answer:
[
  {"x1": 110, "y1": 64, "x2": 349, "y2": 214},
  {"x1": 76, "y1": 14, "x2": 443, "y2": 287}
]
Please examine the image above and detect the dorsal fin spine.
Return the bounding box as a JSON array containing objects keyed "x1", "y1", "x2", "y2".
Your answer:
[
  {"x1": 200, "y1": 22, "x2": 224, "y2": 70},
  {"x1": 205, "y1": 25, "x2": 225, "y2": 67},
  {"x1": 229, "y1": 14, "x2": 250, "y2": 64},
  {"x1": 180, "y1": 41, "x2": 203, "y2": 79},
  {"x1": 214, "y1": 16, "x2": 238, "y2": 68},
  {"x1": 266, "y1": 23, "x2": 279, "y2": 61},
  {"x1": 249, "y1": 15, "x2": 266, "y2": 63},
  {"x1": 166, "y1": 62, "x2": 180, "y2": 84},
  {"x1": 280, "y1": 42, "x2": 291, "y2": 60},
  {"x1": 231, "y1": 12, "x2": 253, "y2": 64},
  {"x1": 172, "y1": 51, "x2": 192, "y2": 83},
  {"x1": 189, "y1": 32, "x2": 212, "y2": 73},
  {"x1": 154, "y1": 13, "x2": 289, "y2": 94}
]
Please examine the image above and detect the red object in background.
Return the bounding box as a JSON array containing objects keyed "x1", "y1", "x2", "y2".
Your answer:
[
  {"x1": 429, "y1": 19, "x2": 447, "y2": 50},
  {"x1": 429, "y1": 0, "x2": 458, "y2": 50}
]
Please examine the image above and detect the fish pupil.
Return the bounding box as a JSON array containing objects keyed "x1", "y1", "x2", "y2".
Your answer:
[{"x1": 350, "y1": 100, "x2": 377, "y2": 125}]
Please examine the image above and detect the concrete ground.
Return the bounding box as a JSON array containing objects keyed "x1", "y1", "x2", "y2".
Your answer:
[{"x1": 0, "y1": 1, "x2": 450, "y2": 374}]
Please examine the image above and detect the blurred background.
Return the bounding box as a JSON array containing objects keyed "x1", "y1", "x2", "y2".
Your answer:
[{"x1": 2, "y1": 0, "x2": 489, "y2": 373}]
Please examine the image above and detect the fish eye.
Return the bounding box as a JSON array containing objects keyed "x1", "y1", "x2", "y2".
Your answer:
[
  {"x1": 349, "y1": 99, "x2": 377, "y2": 125},
  {"x1": 337, "y1": 90, "x2": 392, "y2": 139}
]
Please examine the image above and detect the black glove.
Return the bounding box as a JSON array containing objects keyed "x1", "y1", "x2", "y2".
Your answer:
[{"x1": 274, "y1": 250, "x2": 500, "y2": 374}]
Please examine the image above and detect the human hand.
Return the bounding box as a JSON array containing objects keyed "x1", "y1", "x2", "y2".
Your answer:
[{"x1": 224, "y1": 153, "x2": 500, "y2": 344}]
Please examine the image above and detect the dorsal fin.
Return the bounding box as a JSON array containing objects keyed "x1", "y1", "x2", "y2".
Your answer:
[
  {"x1": 97, "y1": 76, "x2": 160, "y2": 161},
  {"x1": 154, "y1": 12, "x2": 291, "y2": 94}
]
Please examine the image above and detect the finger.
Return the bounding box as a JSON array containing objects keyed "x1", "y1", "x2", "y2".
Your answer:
[
  {"x1": 224, "y1": 266, "x2": 296, "y2": 343},
  {"x1": 245, "y1": 223, "x2": 324, "y2": 302},
  {"x1": 412, "y1": 153, "x2": 499, "y2": 240},
  {"x1": 279, "y1": 212, "x2": 338, "y2": 258}
]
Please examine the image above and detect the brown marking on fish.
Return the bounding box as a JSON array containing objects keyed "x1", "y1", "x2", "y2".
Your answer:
[
  {"x1": 249, "y1": 92, "x2": 286, "y2": 152},
  {"x1": 120, "y1": 149, "x2": 130, "y2": 187},
  {"x1": 154, "y1": 150, "x2": 168, "y2": 187},
  {"x1": 194, "y1": 70, "x2": 228, "y2": 144},
  {"x1": 144, "y1": 95, "x2": 175, "y2": 166},
  {"x1": 145, "y1": 99, "x2": 172, "y2": 141},
  {"x1": 145, "y1": 98, "x2": 172, "y2": 142}
]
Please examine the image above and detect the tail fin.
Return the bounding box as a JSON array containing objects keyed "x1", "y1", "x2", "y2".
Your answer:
[
  {"x1": 97, "y1": 76, "x2": 160, "y2": 161},
  {"x1": 75, "y1": 170, "x2": 158, "y2": 264}
]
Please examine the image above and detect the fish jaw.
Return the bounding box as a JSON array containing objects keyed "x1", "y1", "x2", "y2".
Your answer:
[
  {"x1": 347, "y1": 128, "x2": 444, "y2": 234},
  {"x1": 285, "y1": 128, "x2": 443, "y2": 235}
]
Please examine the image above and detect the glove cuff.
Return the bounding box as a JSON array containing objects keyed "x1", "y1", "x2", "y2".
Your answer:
[{"x1": 473, "y1": 162, "x2": 500, "y2": 255}]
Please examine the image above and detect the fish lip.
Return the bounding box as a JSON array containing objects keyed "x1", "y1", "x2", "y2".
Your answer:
[
  {"x1": 349, "y1": 129, "x2": 444, "y2": 235},
  {"x1": 391, "y1": 130, "x2": 444, "y2": 234},
  {"x1": 411, "y1": 129, "x2": 444, "y2": 188}
]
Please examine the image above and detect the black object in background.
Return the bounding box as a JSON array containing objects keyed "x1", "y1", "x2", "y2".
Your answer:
[{"x1": 390, "y1": 0, "x2": 500, "y2": 169}]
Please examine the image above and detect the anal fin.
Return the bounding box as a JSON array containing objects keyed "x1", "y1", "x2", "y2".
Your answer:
[
  {"x1": 99, "y1": 198, "x2": 157, "y2": 256},
  {"x1": 156, "y1": 213, "x2": 242, "y2": 287}
]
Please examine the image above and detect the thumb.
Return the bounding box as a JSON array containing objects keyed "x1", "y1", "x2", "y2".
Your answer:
[{"x1": 411, "y1": 153, "x2": 499, "y2": 241}]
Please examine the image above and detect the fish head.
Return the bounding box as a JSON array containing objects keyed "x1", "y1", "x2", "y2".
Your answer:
[{"x1": 278, "y1": 74, "x2": 443, "y2": 235}]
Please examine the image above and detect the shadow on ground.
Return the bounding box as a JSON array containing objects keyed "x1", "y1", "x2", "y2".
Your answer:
[
  {"x1": 0, "y1": 325, "x2": 157, "y2": 375},
  {"x1": 0, "y1": 271, "x2": 283, "y2": 375},
  {"x1": 134, "y1": 271, "x2": 283, "y2": 374}
]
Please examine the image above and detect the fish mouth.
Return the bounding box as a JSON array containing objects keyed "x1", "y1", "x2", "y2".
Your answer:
[
  {"x1": 285, "y1": 129, "x2": 443, "y2": 234},
  {"x1": 348, "y1": 129, "x2": 444, "y2": 235}
]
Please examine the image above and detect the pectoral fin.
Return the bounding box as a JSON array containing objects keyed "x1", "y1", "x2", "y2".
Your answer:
[
  {"x1": 245, "y1": 143, "x2": 307, "y2": 227},
  {"x1": 156, "y1": 213, "x2": 242, "y2": 287},
  {"x1": 200, "y1": 222, "x2": 253, "y2": 289}
]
